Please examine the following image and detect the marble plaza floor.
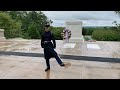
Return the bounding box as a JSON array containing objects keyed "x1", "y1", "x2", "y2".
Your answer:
[{"x1": 0, "y1": 39, "x2": 120, "y2": 79}]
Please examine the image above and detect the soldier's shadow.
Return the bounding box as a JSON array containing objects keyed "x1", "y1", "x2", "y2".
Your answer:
[
  {"x1": 45, "y1": 70, "x2": 51, "y2": 79},
  {"x1": 64, "y1": 62, "x2": 71, "y2": 68}
]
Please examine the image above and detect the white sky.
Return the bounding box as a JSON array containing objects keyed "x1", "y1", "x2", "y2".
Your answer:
[{"x1": 42, "y1": 11, "x2": 120, "y2": 27}]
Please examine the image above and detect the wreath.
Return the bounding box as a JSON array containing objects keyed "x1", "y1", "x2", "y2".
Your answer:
[{"x1": 61, "y1": 28, "x2": 71, "y2": 39}]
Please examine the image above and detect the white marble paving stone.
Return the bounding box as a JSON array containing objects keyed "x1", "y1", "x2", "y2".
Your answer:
[
  {"x1": 62, "y1": 43, "x2": 76, "y2": 48},
  {"x1": 87, "y1": 44, "x2": 100, "y2": 49}
]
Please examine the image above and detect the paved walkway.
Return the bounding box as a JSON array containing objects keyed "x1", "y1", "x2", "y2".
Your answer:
[
  {"x1": 0, "y1": 39, "x2": 120, "y2": 58},
  {"x1": 0, "y1": 39, "x2": 120, "y2": 79},
  {"x1": 0, "y1": 55, "x2": 120, "y2": 79}
]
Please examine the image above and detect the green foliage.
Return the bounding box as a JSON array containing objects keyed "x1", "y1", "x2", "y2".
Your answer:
[
  {"x1": 112, "y1": 21, "x2": 120, "y2": 32},
  {"x1": 84, "y1": 36, "x2": 90, "y2": 41},
  {"x1": 0, "y1": 11, "x2": 48, "y2": 39},
  {"x1": 50, "y1": 27, "x2": 64, "y2": 40},
  {"x1": 82, "y1": 26, "x2": 117, "y2": 35},
  {"x1": 0, "y1": 12, "x2": 22, "y2": 39},
  {"x1": 92, "y1": 29, "x2": 120, "y2": 41},
  {"x1": 20, "y1": 33, "x2": 31, "y2": 39},
  {"x1": 15, "y1": 11, "x2": 47, "y2": 39},
  {"x1": 27, "y1": 23, "x2": 40, "y2": 39},
  {"x1": 82, "y1": 27, "x2": 94, "y2": 35}
]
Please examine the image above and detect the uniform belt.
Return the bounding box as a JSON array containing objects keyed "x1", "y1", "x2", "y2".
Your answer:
[
  {"x1": 44, "y1": 41, "x2": 51, "y2": 43},
  {"x1": 44, "y1": 41, "x2": 51, "y2": 42}
]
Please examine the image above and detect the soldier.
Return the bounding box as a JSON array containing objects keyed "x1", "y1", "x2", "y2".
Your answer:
[{"x1": 41, "y1": 23, "x2": 65, "y2": 72}]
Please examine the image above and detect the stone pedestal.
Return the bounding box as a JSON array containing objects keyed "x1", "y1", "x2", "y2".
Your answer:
[
  {"x1": 0, "y1": 29, "x2": 6, "y2": 40},
  {"x1": 65, "y1": 20, "x2": 84, "y2": 42}
]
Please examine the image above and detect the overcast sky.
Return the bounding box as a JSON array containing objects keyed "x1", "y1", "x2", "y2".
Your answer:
[{"x1": 42, "y1": 11, "x2": 120, "y2": 27}]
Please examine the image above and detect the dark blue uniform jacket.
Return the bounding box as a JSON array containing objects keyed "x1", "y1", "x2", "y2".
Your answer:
[{"x1": 41, "y1": 31, "x2": 56, "y2": 59}]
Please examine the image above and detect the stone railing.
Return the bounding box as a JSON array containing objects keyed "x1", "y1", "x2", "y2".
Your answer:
[{"x1": 0, "y1": 29, "x2": 6, "y2": 40}]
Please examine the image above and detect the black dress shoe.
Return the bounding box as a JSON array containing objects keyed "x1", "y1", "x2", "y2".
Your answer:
[
  {"x1": 45, "y1": 67, "x2": 50, "y2": 71},
  {"x1": 60, "y1": 63, "x2": 65, "y2": 66}
]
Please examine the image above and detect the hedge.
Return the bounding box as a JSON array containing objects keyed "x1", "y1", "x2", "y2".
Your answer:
[{"x1": 92, "y1": 29, "x2": 120, "y2": 41}]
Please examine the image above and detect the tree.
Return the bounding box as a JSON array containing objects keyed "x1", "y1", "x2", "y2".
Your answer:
[
  {"x1": 114, "y1": 11, "x2": 120, "y2": 32},
  {"x1": 27, "y1": 22, "x2": 40, "y2": 39},
  {"x1": 0, "y1": 12, "x2": 22, "y2": 39},
  {"x1": 7, "y1": 11, "x2": 48, "y2": 39},
  {"x1": 112, "y1": 21, "x2": 120, "y2": 31},
  {"x1": 0, "y1": 11, "x2": 49, "y2": 39}
]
